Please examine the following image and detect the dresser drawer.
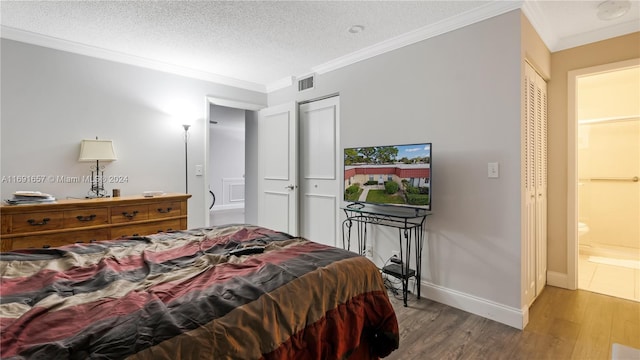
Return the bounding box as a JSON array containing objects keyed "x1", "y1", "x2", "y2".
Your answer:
[
  {"x1": 111, "y1": 205, "x2": 149, "y2": 223},
  {"x1": 148, "y1": 201, "x2": 182, "y2": 219},
  {"x1": 10, "y1": 229, "x2": 111, "y2": 250},
  {"x1": 111, "y1": 219, "x2": 182, "y2": 238},
  {"x1": 64, "y1": 208, "x2": 109, "y2": 228},
  {"x1": 11, "y1": 211, "x2": 64, "y2": 234}
]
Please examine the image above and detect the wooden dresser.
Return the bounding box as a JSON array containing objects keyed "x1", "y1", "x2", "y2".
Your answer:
[{"x1": 0, "y1": 193, "x2": 191, "y2": 251}]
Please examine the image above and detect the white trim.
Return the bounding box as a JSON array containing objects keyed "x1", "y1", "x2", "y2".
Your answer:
[
  {"x1": 206, "y1": 95, "x2": 266, "y2": 111},
  {"x1": 1, "y1": 25, "x2": 267, "y2": 93},
  {"x1": 567, "y1": 68, "x2": 579, "y2": 291},
  {"x1": 521, "y1": 1, "x2": 640, "y2": 52},
  {"x1": 4, "y1": 6, "x2": 638, "y2": 91},
  {"x1": 546, "y1": 271, "x2": 568, "y2": 288},
  {"x1": 210, "y1": 203, "x2": 244, "y2": 212},
  {"x1": 266, "y1": 76, "x2": 295, "y2": 93},
  {"x1": 312, "y1": 1, "x2": 521, "y2": 76},
  {"x1": 521, "y1": 0, "x2": 557, "y2": 50},
  {"x1": 420, "y1": 281, "x2": 527, "y2": 330},
  {"x1": 553, "y1": 19, "x2": 640, "y2": 52}
]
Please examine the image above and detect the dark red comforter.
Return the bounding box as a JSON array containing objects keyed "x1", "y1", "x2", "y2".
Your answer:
[{"x1": 0, "y1": 224, "x2": 398, "y2": 359}]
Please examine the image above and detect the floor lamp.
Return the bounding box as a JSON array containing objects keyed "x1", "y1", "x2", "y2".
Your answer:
[{"x1": 183, "y1": 124, "x2": 190, "y2": 194}]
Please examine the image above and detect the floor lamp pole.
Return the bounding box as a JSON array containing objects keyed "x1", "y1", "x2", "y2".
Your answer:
[{"x1": 183, "y1": 124, "x2": 191, "y2": 194}]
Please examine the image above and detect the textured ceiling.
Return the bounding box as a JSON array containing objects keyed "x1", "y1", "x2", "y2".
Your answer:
[{"x1": 1, "y1": 1, "x2": 639, "y2": 90}]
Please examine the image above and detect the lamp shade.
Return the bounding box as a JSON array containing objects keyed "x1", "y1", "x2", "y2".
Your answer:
[{"x1": 78, "y1": 139, "x2": 117, "y2": 162}]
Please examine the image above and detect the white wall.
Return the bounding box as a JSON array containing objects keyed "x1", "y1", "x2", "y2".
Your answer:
[
  {"x1": 268, "y1": 11, "x2": 523, "y2": 315},
  {"x1": 0, "y1": 39, "x2": 266, "y2": 228},
  {"x1": 209, "y1": 105, "x2": 245, "y2": 209}
]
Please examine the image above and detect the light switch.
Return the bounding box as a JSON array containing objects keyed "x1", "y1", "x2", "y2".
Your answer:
[
  {"x1": 488, "y1": 162, "x2": 499, "y2": 178},
  {"x1": 195, "y1": 165, "x2": 203, "y2": 176}
]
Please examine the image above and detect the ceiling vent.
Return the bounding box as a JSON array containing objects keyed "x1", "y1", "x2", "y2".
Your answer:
[{"x1": 298, "y1": 74, "x2": 315, "y2": 92}]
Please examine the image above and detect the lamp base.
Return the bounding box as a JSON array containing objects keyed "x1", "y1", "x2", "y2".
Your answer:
[{"x1": 85, "y1": 194, "x2": 111, "y2": 199}]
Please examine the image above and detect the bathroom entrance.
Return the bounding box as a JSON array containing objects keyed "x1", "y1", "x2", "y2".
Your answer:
[
  {"x1": 575, "y1": 63, "x2": 639, "y2": 302},
  {"x1": 209, "y1": 105, "x2": 246, "y2": 226}
]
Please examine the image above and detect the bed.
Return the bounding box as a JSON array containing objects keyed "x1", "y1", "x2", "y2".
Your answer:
[{"x1": 0, "y1": 224, "x2": 399, "y2": 359}]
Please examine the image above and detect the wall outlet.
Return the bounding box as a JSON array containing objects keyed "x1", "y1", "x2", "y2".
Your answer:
[{"x1": 365, "y1": 246, "x2": 373, "y2": 258}]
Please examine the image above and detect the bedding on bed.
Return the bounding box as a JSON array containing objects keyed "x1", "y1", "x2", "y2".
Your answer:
[{"x1": 0, "y1": 224, "x2": 399, "y2": 359}]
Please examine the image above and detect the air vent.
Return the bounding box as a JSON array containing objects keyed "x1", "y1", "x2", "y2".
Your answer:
[{"x1": 298, "y1": 75, "x2": 315, "y2": 92}]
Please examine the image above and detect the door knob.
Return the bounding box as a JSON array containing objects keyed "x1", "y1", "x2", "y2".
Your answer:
[{"x1": 285, "y1": 185, "x2": 297, "y2": 190}]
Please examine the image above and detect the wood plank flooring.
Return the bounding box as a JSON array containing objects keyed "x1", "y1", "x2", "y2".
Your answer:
[{"x1": 385, "y1": 286, "x2": 640, "y2": 360}]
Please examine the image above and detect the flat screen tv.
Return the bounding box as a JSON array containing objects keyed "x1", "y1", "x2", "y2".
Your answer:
[{"x1": 344, "y1": 143, "x2": 432, "y2": 211}]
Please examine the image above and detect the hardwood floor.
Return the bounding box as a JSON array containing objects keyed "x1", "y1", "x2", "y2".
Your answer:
[{"x1": 385, "y1": 286, "x2": 640, "y2": 360}]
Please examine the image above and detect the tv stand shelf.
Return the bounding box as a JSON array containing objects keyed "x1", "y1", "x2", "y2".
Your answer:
[{"x1": 341, "y1": 205, "x2": 431, "y2": 306}]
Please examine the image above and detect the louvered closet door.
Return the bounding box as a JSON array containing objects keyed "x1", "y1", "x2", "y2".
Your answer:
[
  {"x1": 534, "y1": 69, "x2": 548, "y2": 296},
  {"x1": 524, "y1": 66, "x2": 537, "y2": 305},
  {"x1": 523, "y1": 63, "x2": 548, "y2": 304}
]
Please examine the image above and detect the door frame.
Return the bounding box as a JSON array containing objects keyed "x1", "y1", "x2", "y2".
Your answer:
[
  {"x1": 566, "y1": 58, "x2": 640, "y2": 289},
  {"x1": 204, "y1": 96, "x2": 265, "y2": 226}
]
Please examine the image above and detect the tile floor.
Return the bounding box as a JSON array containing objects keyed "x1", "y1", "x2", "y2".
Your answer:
[{"x1": 579, "y1": 252, "x2": 640, "y2": 302}]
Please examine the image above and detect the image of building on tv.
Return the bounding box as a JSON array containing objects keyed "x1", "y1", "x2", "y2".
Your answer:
[{"x1": 344, "y1": 143, "x2": 431, "y2": 209}]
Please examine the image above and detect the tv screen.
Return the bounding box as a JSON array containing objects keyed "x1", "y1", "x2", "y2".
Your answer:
[{"x1": 344, "y1": 143, "x2": 432, "y2": 210}]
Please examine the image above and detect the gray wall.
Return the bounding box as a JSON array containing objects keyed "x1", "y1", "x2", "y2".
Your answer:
[
  {"x1": 1, "y1": 39, "x2": 266, "y2": 228},
  {"x1": 269, "y1": 11, "x2": 523, "y2": 309},
  {"x1": 244, "y1": 110, "x2": 259, "y2": 225}
]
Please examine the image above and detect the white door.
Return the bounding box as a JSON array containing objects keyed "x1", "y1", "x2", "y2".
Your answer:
[
  {"x1": 257, "y1": 102, "x2": 298, "y2": 235},
  {"x1": 534, "y1": 68, "x2": 548, "y2": 296},
  {"x1": 523, "y1": 63, "x2": 547, "y2": 305},
  {"x1": 299, "y1": 96, "x2": 340, "y2": 246},
  {"x1": 524, "y1": 65, "x2": 537, "y2": 305}
]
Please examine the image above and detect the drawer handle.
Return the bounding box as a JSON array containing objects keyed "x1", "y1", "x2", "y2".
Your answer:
[
  {"x1": 42, "y1": 245, "x2": 50, "y2": 249},
  {"x1": 156, "y1": 207, "x2": 173, "y2": 213},
  {"x1": 27, "y1": 218, "x2": 50, "y2": 226},
  {"x1": 76, "y1": 214, "x2": 97, "y2": 222},
  {"x1": 90, "y1": 240, "x2": 97, "y2": 243},
  {"x1": 132, "y1": 233, "x2": 139, "y2": 236},
  {"x1": 122, "y1": 211, "x2": 139, "y2": 219}
]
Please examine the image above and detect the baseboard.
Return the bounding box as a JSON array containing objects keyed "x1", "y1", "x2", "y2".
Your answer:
[
  {"x1": 546, "y1": 271, "x2": 568, "y2": 288},
  {"x1": 210, "y1": 203, "x2": 245, "y2": 212},
  {"x1": 419, "y1": 281, "x2": 526, "y2": 330}
]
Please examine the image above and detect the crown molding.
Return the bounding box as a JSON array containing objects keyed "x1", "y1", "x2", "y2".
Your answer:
[
  {"x1": 265, "y1": 76, "x2": 294, "y2": 93},
  {"x1": 521, "y1": 0, "x2": 640, "y2": 52},
  {"x1": 0, "y1": 25, "x2": 268, "y2": 93},
  {"x1": 521, "y1": 0, "x2": 558, "y2": 50},
  {"x1": 312, "y1": 1, "x2": 523, "y2": 76},
  {"x1": 552, "y1": 19, "x2": 640, "y2": 52},
  {"x1": 4, "y1": 2, "x2": 635, "y2": 95}
]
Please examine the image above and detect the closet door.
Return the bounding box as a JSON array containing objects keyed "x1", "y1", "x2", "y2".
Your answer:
[
  {"x1": 534, "y1": 69, "x2": 548, "y2": 296},
  {"x1": 524, "y1": 65, "x2": 537, "y2": 305},
  {"x1": 523, "y1": 63, "x2": 548, "y2": 304}
]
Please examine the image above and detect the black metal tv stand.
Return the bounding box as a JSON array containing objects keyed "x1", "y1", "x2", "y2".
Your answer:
[{"x1": 341, "y1": 204, "x2": 431, "y2": 306}]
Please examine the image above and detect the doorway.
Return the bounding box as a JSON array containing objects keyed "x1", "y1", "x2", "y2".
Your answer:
[
  {"x1": 571, "y1": 61, "x2": 640, "y2": 302},
  {"x1": 204, "y1": 96, "x2": 264, "y2": 227},
  {"x1": 209, "y1": 105, "x2": 246, "y2": 226}
]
